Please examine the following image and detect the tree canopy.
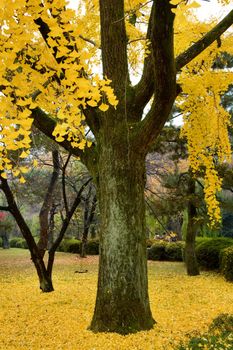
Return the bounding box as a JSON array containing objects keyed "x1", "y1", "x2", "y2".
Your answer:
[{"x1": 0, "y1": 0, "x2": 232, "y2": 222}]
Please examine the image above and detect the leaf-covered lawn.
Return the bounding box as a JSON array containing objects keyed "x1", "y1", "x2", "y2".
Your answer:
[{"x1": 0, "y1": 249, "x2": 233, "y2": 350}]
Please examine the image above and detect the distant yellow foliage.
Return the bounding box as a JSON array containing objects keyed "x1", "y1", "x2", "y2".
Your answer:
[{"x1": 0, "y1": 250, "x2": 233, "y2": 350}]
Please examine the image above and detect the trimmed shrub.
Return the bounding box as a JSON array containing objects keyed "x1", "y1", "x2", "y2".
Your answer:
[
  {"x1": 147, "y1": 241, "x2": 166, "y2": 260},
  {"x1": 195, "y1": 237, "x2": 233, "y2": 270},
  {"x1": 58, "y1": 238, "x2": 99, "y2": 255},
  {"x1": 147, "y1": 241, "x2": 184, "y2": 261},
  {"x1": 195, "y1": 236, "x2": 212, "y2": 246},
  {"x1": 10, "y1": 237, "x2": 28, "y2": 249},
  {"x1": 220, "y1": 247, "x2": 233, "y2": 281},
  {"x1": 0, "y1": 237, "x2": 2, "y2": 247},
  {"x1": 86, "y1": 239, "x2": 99, "y2": 255},
  {"x1": 67, "y1": 239, "x2": 81, "y2": 254},
  {"x1": 165, "y1": 242, "x2": 185, "y2": 261},
  {"x1": 146, "y1": 239, "x2": 156, "y2": 248},
  {"x1": 58, "y1": 238, "x2": 81, "y2": 253}
]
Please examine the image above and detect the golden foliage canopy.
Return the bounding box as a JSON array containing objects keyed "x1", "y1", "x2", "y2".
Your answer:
[{"x1": 0, "y1": 0, "x2": 232, "y2": 222}]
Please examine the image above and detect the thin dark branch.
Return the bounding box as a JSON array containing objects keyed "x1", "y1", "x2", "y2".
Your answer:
[
  {"x1": 62, "y1": 153, "x2": 72, "y2": 215},
  {"x1": 176, "y1": 10, "x2": 233, "y2": 71},
  {"x1": 145, "y1": 195, "x2": 169, "y2": 234},
  {"x1": 0, "y1": 205, "x2": 11, "y2": 211}
]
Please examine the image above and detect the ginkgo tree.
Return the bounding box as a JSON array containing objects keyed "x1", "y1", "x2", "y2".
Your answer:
[{"x1": 0, "y1": 0, "x2": 233, "y2": 334}]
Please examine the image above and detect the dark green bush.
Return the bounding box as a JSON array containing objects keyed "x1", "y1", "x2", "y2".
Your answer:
[
  {"x1": 146, "y1": 239, "x2": 156, "y2": 248},
  {"x1": 147, "y1": 241, "x2": 184, "y2": 261},
  {"x1": 220, "y1": 247, "x2": 233, "y2": 281},
  {"x1": 195, "y1": 237, "x2": 233, "y2": 270},
  {"x1": 177, "y1": 313, "x2": 233, "y2": 350},
  {"x1": 0, "y1": 237, "x2": 2, "y2": 247},
  {"x1": 58, "y1": 238, "x2": 99, "y2": 255},
  {"x1": 67, "y1": 239, "x2": 81, "y2": 254},
  {"x1": 147, "y1": 241, "x2": 166, "y2": 260},
  {"x1": 86, "y1": 239, "x2": 99, "y2": 255},
  {"x1": 58, "y1": 238, "x2": 81, "y2": 253},
  {"x1": 165, "y1": 242, "x2": 185, "y2": 261},
  {"x1": 195, "y1": 236, "x2": 212, "y2": 246},
  {"x1": 10, "y1": 237, "x2": 28, "y2": 249}
]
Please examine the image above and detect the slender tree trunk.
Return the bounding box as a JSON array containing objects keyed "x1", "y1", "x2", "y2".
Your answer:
[
  {"x1": 90, "y1": 137, "x2": 155, "y2": 334},
  {"x1": 2, "y1": 232, "x2": 10, "y2": 249},
  {"x1": 37, "y1": 150, "x2": 60, "y2": 257},
  {"x1": 47, "y1": 202, "x2": 56, "y2": 250},
  {"x1": 185, "y1": 177, "x2": 200, "y2": 276},
  {"x1": 80, "y1": 191, "x2": 97, "y2": 258},
  {"x1": 0, "y1": 178, "x2": 54, "y2": 292}
]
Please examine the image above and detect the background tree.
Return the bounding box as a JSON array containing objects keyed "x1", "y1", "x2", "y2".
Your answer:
[{"x1": 0, "y1": 150, "x2": 92, "y2": 291}]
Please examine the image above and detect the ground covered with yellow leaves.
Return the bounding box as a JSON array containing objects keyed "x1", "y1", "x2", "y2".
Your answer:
[{"x1": 0, "y1": 249, "x2": 233, "y2": 350}]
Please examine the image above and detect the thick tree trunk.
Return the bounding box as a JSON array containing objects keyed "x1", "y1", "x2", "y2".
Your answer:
[
  {"x1": 90, "y1": 138, "x2": 155, "y2": 334},
  {"x1": 185, "y1": 178, "x2": 200, "y2": 276}
]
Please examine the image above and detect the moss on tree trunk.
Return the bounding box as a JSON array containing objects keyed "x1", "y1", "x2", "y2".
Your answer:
[{"x1": 89, "y1": 134, "x2": 155, "y2": 334}]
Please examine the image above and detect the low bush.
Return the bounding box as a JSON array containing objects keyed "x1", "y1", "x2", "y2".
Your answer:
[
  {"x1": 86, "y1": 239, "x2": 99, "y2": 255},
  {"x1": 10, "y1": 237, "x2": 28, "y2": 249},
  {"x1": 58, "y1": 238, "x2": 81, "y2": 253},
  {"x1": 146, "y1": 239, "x2": 156, "y2": 248},
  {"x1": 0, "y1": 237, "x2": 2, "y2": 247},
  {"x1": 220, "y1": 246, "x2": 233, "y2": 282},
  {"x1": 58, "y1": 238, "x2": 99, "y2": 255},
  {"x1": 67, "y1": 239, "x2": 81, "y2": 254},
  {"x1": 195, "y1": 237, "x2": 233, "y2": 270},
  {"x1": 177, "y1": 313, "x2": 233, "y2": 350},
  {"x1": 147, "y1": 241, "x2": 166, "y2": 260},
  {"x1": 165, "y1": 242, "x2": 185, "y2": 261},
  {"x1": 147, "y1": 241, "x2": 184, "y2": 261}
]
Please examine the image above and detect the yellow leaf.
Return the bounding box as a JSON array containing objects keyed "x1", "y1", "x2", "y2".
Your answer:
[
  {"x1": 19, "y1": 176, "x2": 26, "y2": 183},
  {"x1": 87, "y1": 100, "x2": 98, "y2": 107},
  {"x1": 33, "y1": 159, "x2": 38, "y2": 167},
  {"x1": 19, "y1": 151, "x2": 29, "y2": 158},
  {"x1": 0, "y1": 172, "x2": 7, "y2": 179},
  {"x1": 99, "y1": 103, "x2": 109, "y2": 112}
]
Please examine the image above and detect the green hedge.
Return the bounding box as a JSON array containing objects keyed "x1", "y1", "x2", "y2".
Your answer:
[
  {"x1": 58, "y1": 238, "x2": 81, "y2": 253},
  {"x1": 195, "y1": 237, "x2": 233, "y2": 270},
  {"x1": 58, "y1": 238, "x2": 99, "y2": 255},
  {"x1": 86, "y1": 239, "x2": 99, "y2": 255},
  {"x1": 10, "y1": 237, "x2": 28, "y2": 249},
  {"x1": 0, "y1": 237, "x2": 2, "y2": 247},
  {"x1": 220, "y1": 246, "x2": 233, "y2": 282},
  {"x1": 147, "y1": 241, "x2": 184, "y2": 261}
]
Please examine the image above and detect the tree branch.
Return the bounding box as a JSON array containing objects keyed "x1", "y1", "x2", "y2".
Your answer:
[
  {"x1": 128, "y1": 1, "x2": 155, "y2": 119},
  {"x1": 31, "y1": 107, "x2": 96, "y2": 167},
  {"x1": 99, "y1": 0, "x2": 129, "y2": 100},
  {"x1": 176, "y1": 9, "x2": 233, "y2": 71},
  {"x1": 132, "y1": 7, "x2": 233, "y2": 116},
  {"x1": 134, "y1": 0, "x2": 176, "y2": 153},
  {"x1": 61, "y1": 153, "x2": 72, "y2": 215},
  {"x1": 0, "y1": 205, "x2": 11, "y2": 211}
]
